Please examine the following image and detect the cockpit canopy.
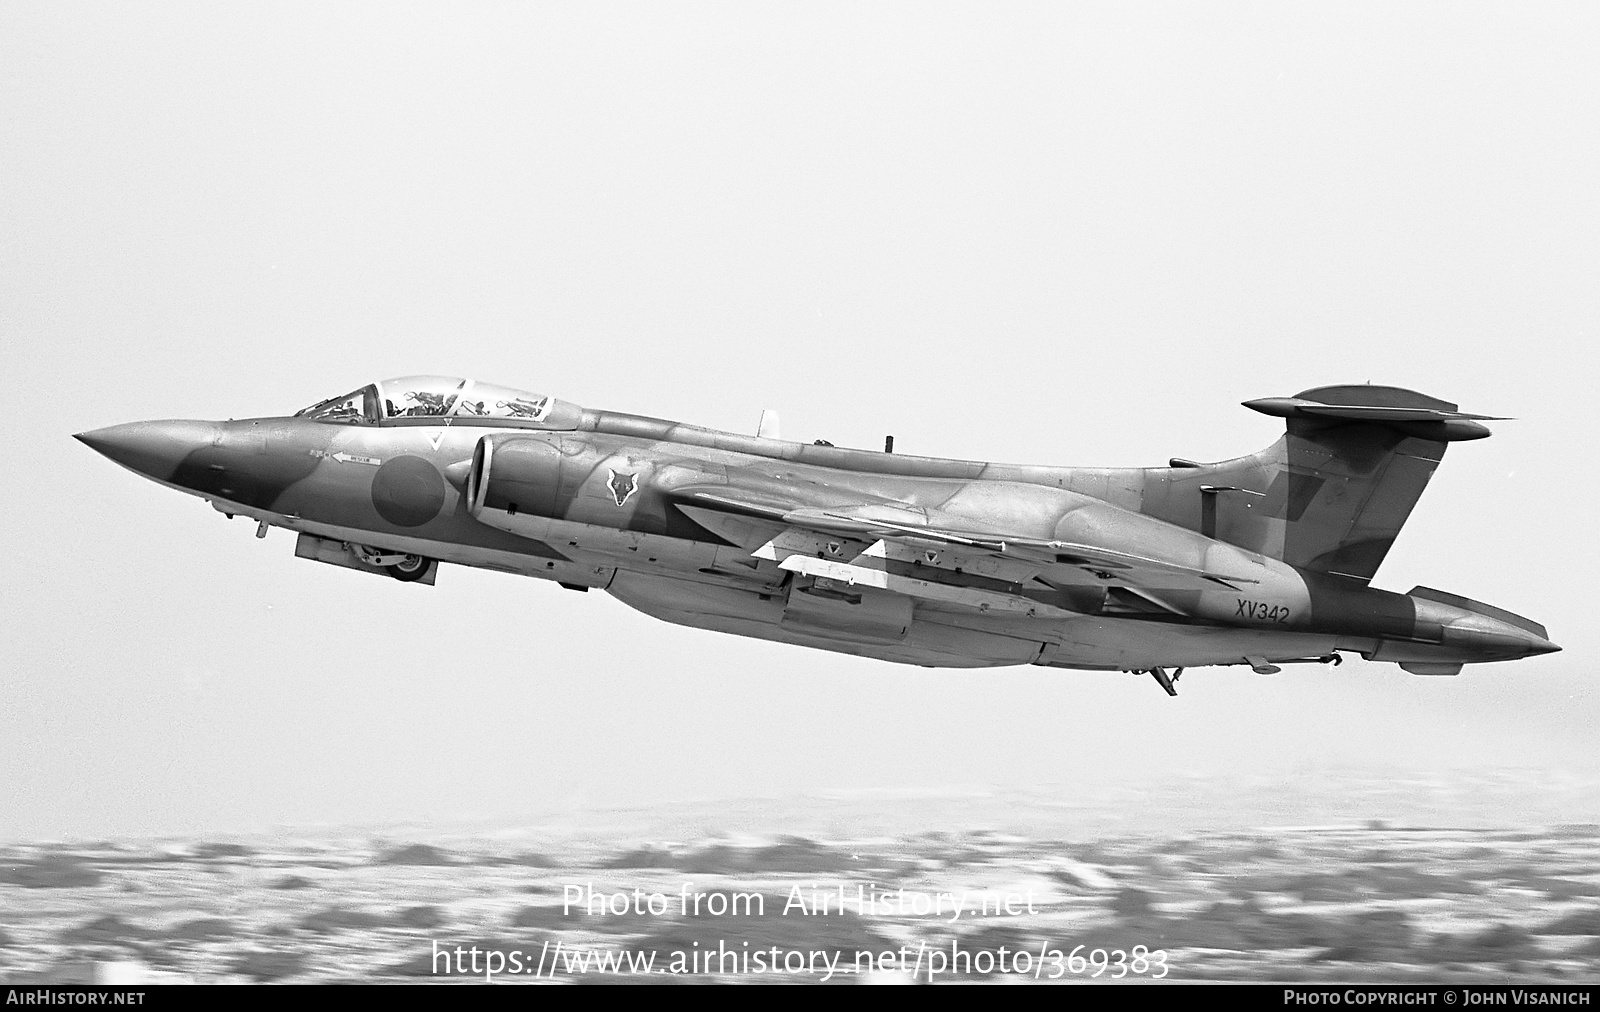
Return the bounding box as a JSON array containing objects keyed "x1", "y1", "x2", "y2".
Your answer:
[{"x1": 294, "y1": 376, "x2": 577, "y2": 428}]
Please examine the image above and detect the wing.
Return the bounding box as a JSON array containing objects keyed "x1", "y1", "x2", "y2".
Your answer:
[
  {"x1": 669, "y1": 486, "x2": 1259, "y2": 598},
  {"x1": 784, "y1": 506, "x2": 1253, "y2": 590}
]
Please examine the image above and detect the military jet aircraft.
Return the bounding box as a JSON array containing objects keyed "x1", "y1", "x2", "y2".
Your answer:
[{"x1": 76, "y1": 377, "x2": 1558, "y2": 695}]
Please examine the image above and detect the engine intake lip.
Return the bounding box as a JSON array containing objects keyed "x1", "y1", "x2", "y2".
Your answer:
[{"x1": 466, "y1": 437, "x2": 491, "y2": 514}]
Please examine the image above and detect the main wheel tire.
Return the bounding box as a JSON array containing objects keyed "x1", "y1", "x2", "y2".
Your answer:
[{"x1": 385, "y1": 555, "x2": 430, "y2": 582}]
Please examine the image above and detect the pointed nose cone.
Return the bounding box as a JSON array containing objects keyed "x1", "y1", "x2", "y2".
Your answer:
[{"x1": 75, "y1": 420, "x2": 220, "y2": 484}]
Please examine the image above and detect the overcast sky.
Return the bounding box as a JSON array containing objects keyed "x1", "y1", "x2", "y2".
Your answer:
[{"x1": 2, "y1": 2, "x2": 1596, "y2": 841}]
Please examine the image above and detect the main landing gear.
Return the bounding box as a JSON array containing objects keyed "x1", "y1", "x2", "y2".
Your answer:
[
  {"x1": 1141, "y1": 666, "x2": 1183, "y2": 697},
  {"x1": 1136, "y1": 653, "x2": 1343, "y2": 697}
]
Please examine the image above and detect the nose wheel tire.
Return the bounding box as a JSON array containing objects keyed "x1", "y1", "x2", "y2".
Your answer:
[{"x1": 385, "y1": 555, "x2": 431, "y2": 582}]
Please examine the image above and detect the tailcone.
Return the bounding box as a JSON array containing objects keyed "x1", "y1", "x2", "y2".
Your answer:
[
  {"x1": 1411, "y1": 589, "x2": 1559, "y2": 663},
  {"x1": 1522, "y1": 636, "x2": 1562, "y2": 657},
  {"x1": 1440, "y1": 622, "x2": 1560, "y2": 661}
]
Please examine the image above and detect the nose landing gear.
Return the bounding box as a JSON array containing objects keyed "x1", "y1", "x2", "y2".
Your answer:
[
  {"x1": 384, "y1": 554, "x2": 431, "y2": 582},
  {"x1": 352, "y1": 544, "x2": 433, "y2": 582}
]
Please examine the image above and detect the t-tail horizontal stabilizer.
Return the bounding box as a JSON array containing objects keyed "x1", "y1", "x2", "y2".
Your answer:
[{"x1": 1243, "y1": 387, "x2": 1506, "y2": 442}]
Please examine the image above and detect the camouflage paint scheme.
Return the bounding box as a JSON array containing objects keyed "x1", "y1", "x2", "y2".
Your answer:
[{"x1": 76, "y1": 377, "x2": 1558, "y2": 695}]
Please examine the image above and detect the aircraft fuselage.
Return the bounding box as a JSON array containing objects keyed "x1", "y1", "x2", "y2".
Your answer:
[{"x1": 76, "y1": 379, "x2": 1558, "y2": 689}]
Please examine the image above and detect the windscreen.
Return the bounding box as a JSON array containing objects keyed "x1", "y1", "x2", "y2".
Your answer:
[{"x1": 294, "y1": 385, "x2": 378, "y2": 424}]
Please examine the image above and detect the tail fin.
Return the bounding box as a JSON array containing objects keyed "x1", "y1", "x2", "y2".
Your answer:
[{"x1": 1148, "y1": 385, "x2": 1502, "y2": 584}]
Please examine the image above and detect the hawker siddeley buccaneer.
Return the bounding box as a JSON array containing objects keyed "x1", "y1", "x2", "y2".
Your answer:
[{"x1": 76, "y1": 377, "x2": 1557, "y2": 696}]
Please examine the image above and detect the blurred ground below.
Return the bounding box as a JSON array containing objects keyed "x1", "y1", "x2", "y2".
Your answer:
[{"x1": 2, "y1": 770, "x2": 1597, "y2": 984}]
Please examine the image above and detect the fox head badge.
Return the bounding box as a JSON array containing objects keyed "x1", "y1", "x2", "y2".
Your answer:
[{"x1": 606, "y1": 468, "x2": 638, "y2": 507}]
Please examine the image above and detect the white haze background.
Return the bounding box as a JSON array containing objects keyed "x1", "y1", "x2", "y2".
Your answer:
[{"x1": 2, "y1": 3, "x2": 1596, "y2": 840}]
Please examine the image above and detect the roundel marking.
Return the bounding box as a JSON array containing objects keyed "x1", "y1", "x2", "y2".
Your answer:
[{"x1": 371, "y1": 455, "x2": 446, "y2": 527}]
